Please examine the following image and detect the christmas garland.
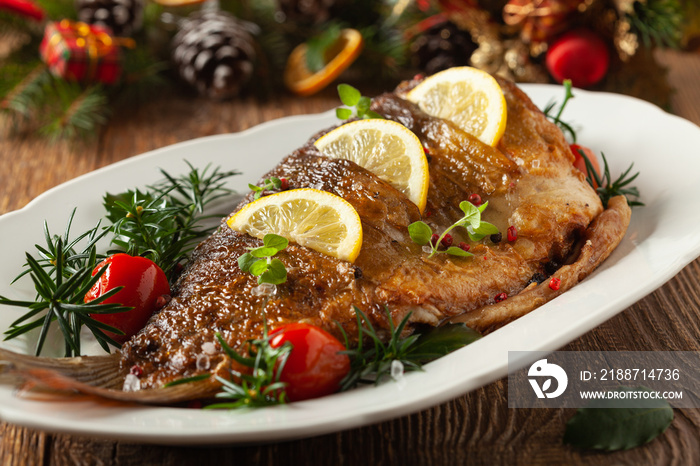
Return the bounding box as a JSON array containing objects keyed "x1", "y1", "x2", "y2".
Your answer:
[{"x1": 0, "y1": 0, "x2": 695, "y2": 139}]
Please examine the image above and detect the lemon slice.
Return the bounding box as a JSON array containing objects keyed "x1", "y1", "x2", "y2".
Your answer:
[
  {"x1": 406, "y1": 66, "x2": 507, "y2": 146},
  {"x1": 314, "y1": 119, "x2": 429, "y2": 213},
  {"x1": 284, "y1": 28, "x2": 363, "y2": 96},
  {"x1": 227, "y1": 189, "x2": 363, "y2": 263}
]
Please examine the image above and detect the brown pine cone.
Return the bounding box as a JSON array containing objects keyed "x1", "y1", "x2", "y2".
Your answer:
[
  {"x1": 411, "y1": 21, "x2": 478, "y2": 75},
  {"x1": 172, "y1": 11, "x2": 257, "y2": 100},
  {"x1": 75, "y1": 0, "x2": 144, "y2": 36}
]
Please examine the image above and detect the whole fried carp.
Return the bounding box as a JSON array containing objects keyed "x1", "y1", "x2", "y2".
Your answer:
[{"x1": 0, "y1": 77, "x2": 630, "y2": 404}]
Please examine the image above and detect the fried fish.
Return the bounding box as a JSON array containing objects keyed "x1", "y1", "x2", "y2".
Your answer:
[{"x1": 0, "y1": 76, "x2": 631, "y2": 404}]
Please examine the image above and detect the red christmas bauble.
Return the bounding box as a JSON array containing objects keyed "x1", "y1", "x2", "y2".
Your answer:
[{"x1": 545, "y1": 29, "x2": 610, "y2": 88}]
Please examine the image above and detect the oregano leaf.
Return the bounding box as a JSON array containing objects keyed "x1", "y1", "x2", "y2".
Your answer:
[
  {"x1": 408, "y1": 221, "x2": 432, "y2": 245},
  {"x1": 250, "y1": 247, "x2": 278, "y2": 258},
  {"x1": 237, "y1": 252, "x2": 257, "y2": 273},
  {"x1": 338, "y1": 83, "x2": 361, "y2": 107},
  {"x1": 259, "y1": 259, "x2": 287, "y2": 285},
  {"x1": 336, "y1": 108, "x2": 352, "y2": 120},
  {"x1": 249, "y1": 259, "x2": 269, "y2": 277},
  {"x1": 563, "y1": 386, "x2": 674, "y2": 451},
  {"x1": 445, "y1": 246, "x2": 473, "y2": 257},
  {"x1": 263, "y1": 234, "x2": 288, "y2": 252}
]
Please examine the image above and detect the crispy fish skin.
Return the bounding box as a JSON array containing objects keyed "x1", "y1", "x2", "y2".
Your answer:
[{"x1": 0, "y1": 75, "x2": 631, "y2": 402}]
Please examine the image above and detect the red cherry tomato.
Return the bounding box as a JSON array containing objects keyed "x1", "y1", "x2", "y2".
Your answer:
[
  {"x1": 570, "y1": 144, "x2": 601, "y2": 189},
  {"x1": 84, "y1": 253, "x2": 170, "y2": 343},
  {"x1": 269, "y1": 323, "x2": 350, "y2": 402}
]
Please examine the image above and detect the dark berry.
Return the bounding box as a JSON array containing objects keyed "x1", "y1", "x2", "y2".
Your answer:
[
  {"x1": 490, "y1": 233, "x2": 502, "y2": 243},
  {"x1": 494, "y1": 293, "x2": 508, "y2": 303},
  {"x1": 279, "y1": 178, "x2": 289, "y2": 190},
  {"x1": 440, "y1": 234, "x2": 453, "y2": 248},
  {"x1": 507, "y1": 226, "x2": 518, "y2": 242},
  {"x1": 458, "y1": 242, "x2": 470, "y2": 252},
  {"x1": 130, "y1": 365, "x2": 143, "y2": 377},
  {"x1": 430, "y1": 233, "x2": 440, "y2": 247},
  {"x1": 468, "y1": 193, "x2": 482, "y2": 206}
]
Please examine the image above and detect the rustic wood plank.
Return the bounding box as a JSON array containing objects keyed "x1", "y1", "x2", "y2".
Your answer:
[{"x1": 0, "y1": 50, "x2": 698, "y2": 465}]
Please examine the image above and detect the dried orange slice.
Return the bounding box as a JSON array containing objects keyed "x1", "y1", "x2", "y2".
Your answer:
[
  {"x1": 151, "y1": 0, "x2": 208, "y2": 5},
  {"x1": 284, "y1": 28, "x2": 363, "y2": 97}
]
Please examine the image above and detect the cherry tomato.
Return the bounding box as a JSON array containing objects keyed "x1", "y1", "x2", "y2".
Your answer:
[
  {"x1": 570, "y1": 144, "x2": 601, "y2": 189},
  {"x1": 269, "y1": 323, "x2": 350, "y2": 402},
  {"x1": 84, "y1": 253, "x2": 170, "y2": 343}
]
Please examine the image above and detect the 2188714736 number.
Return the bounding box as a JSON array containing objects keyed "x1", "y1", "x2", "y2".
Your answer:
[{"x1": 599, "y1": 368, "x2": 680, "y2": 381}]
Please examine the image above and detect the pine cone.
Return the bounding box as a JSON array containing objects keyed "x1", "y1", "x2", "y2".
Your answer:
[
  {"x1": 172, "y1": 11, "x2": 257, "y2": 100},
  {"x1": 276, "y1": 0, "x2": 340, "y2": 25},
  {"x1": 411, "y1": 21, "x2": 478, "y2": 75},
  {"x1": 75, "y1": 0, "x2": 144, "y2": 36}
]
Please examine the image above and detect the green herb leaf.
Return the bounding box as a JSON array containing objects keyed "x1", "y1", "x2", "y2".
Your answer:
[
  {"x1": 263, "y1": 233, "x2": 289, "y2": 252},
  {"x1": 467, "y1": 221, "x2": 499, "y2": 242},
  {"x1": 564, "y1": 386, "x2": 673, "y2": 451},
  {"x1": 250, "y1": 177, "x2": 282, "y2": 200},
  {"x1": 444, "y1": 246, "x2": 473, "y2": 257},
  {"x1": 249, "y1": 259, "x2": 269, "y2": 277},
  {"x1": 338, "y1": 83, "x2": 361, "y2": 107},
  {"x1": 250, "y1": 247, "x2": 279, "y2": 258},
  {"x1": 408, "y1": 323, "x2": 482, "y2": 362},
  {"x1": 336, "y1": 84, "x2": 384, "y2": 121},
  {"x1": 408, "y1": 221, "x2": 432, "y2": 245},
  {"x1": 259, "y1": 258, "x2": 287, "y2": 285},
  {"x1": 237, "y1": 252, "x2": 257, "y2": 273},
  {"x1": 336, "y1": 108, "x2": 353, "y2": 120},
  {"x1": 411, "y1": 200, "x2": 499, "y2": 258},
  {"x1": 238, "y1": 235, "x2": 289, "y2": 285}
]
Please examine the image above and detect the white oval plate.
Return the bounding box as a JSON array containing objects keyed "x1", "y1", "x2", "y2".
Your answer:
[{"x1": 1, "y1": 85, "x2": 699, "y2": 445}]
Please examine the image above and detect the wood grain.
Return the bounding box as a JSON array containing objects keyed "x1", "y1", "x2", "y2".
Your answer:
[{"x1": 1, "y1": 51, "x2": 699, "y2": 465}]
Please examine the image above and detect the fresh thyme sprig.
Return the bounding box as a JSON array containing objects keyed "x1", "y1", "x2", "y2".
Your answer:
[
  {"x1": 249, "y1": 177, "x2": 282, "y2": 200},
  {"x1": 238, "y1": 234, "x2": 289, "y2": 285},
  {"x1": 408, "y1": 201, "x2": 499, "y2": 258},
  {"x1": 338, "y1": 307, "x2": 481, "y2": 391},
  {"x1": 543, "y1": 79, "x2": 577, "y2": 143},
  {"x1": 576, "y1": 149, "x2": 643, "y2": 208},
  {"x1": 205, "y1": 331, "x2": 292, "y2": 409},
  {"x1": 0, "y1": 211, "x2": 127, "y2": 357},
  {"x1": 336, "y1": 84, "x2": 384, "y2": 120},
  {"x1": 105, "y1": 162, "x2": 240, "y2": 280}
]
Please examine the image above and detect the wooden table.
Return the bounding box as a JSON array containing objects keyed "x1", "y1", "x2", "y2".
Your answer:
[{"x1": 1, "y1": 50, "x2": 699, "y2": 465}]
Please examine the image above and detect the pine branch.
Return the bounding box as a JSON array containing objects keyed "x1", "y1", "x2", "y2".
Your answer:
[
  {"x1": 40, "y1": 79, "x2": 110, "y2": 139},
  {"x1": 628, "y1": 0, "x2": 683, "y2": 48},
  {"x1": 1, "y1": 63, "x2": 49, "y2": 116}
]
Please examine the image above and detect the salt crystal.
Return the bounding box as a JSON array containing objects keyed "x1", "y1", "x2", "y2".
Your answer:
[
  {"x1": 196, "y1": 354, "x2": 211, "y2": 371},
  {"x1": 123, "y1": 373, "x2": 141, "y2": 392},
  {"x1": 251, "y1": 283, "x2": 277, "y2": 297},
  {"x1": 201, "y1": 341, "x2": 217, "y2": 355},
  {"x1": 391, "y1": 360, "x2": 406, "y2": 390},
  {"x1": 422, "y1": 245, "x2": 432, "y2": 254}
]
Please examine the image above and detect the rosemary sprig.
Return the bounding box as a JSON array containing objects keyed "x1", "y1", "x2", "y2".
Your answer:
[
  {"x1": 105, "y1": 162, "x2": 240, "y2": 280},
  {"x1": 238, "y1": 234, "x2": 289, "y2": 285},
  {"x1": 338, "y1": 307, "x2": 481, "y2": 391},
  {"x1": 0, "y1": 211, "x2": 128, "y2": 357},
  {"x1": 205, "y1": 331, "x2": 292, "y2": 409},
  {"x1": 408, "y1": 200, "x2": 499, "y2": 258},
  {"x1": 336, "y1": 83, "x2": 384, "y2": 120},
  {"x1": 543, "y1": 79, "x2": 577, "y2": 143},
  {"x1": 576, "y1": 149, "x2": 643, "y2": 208}
]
